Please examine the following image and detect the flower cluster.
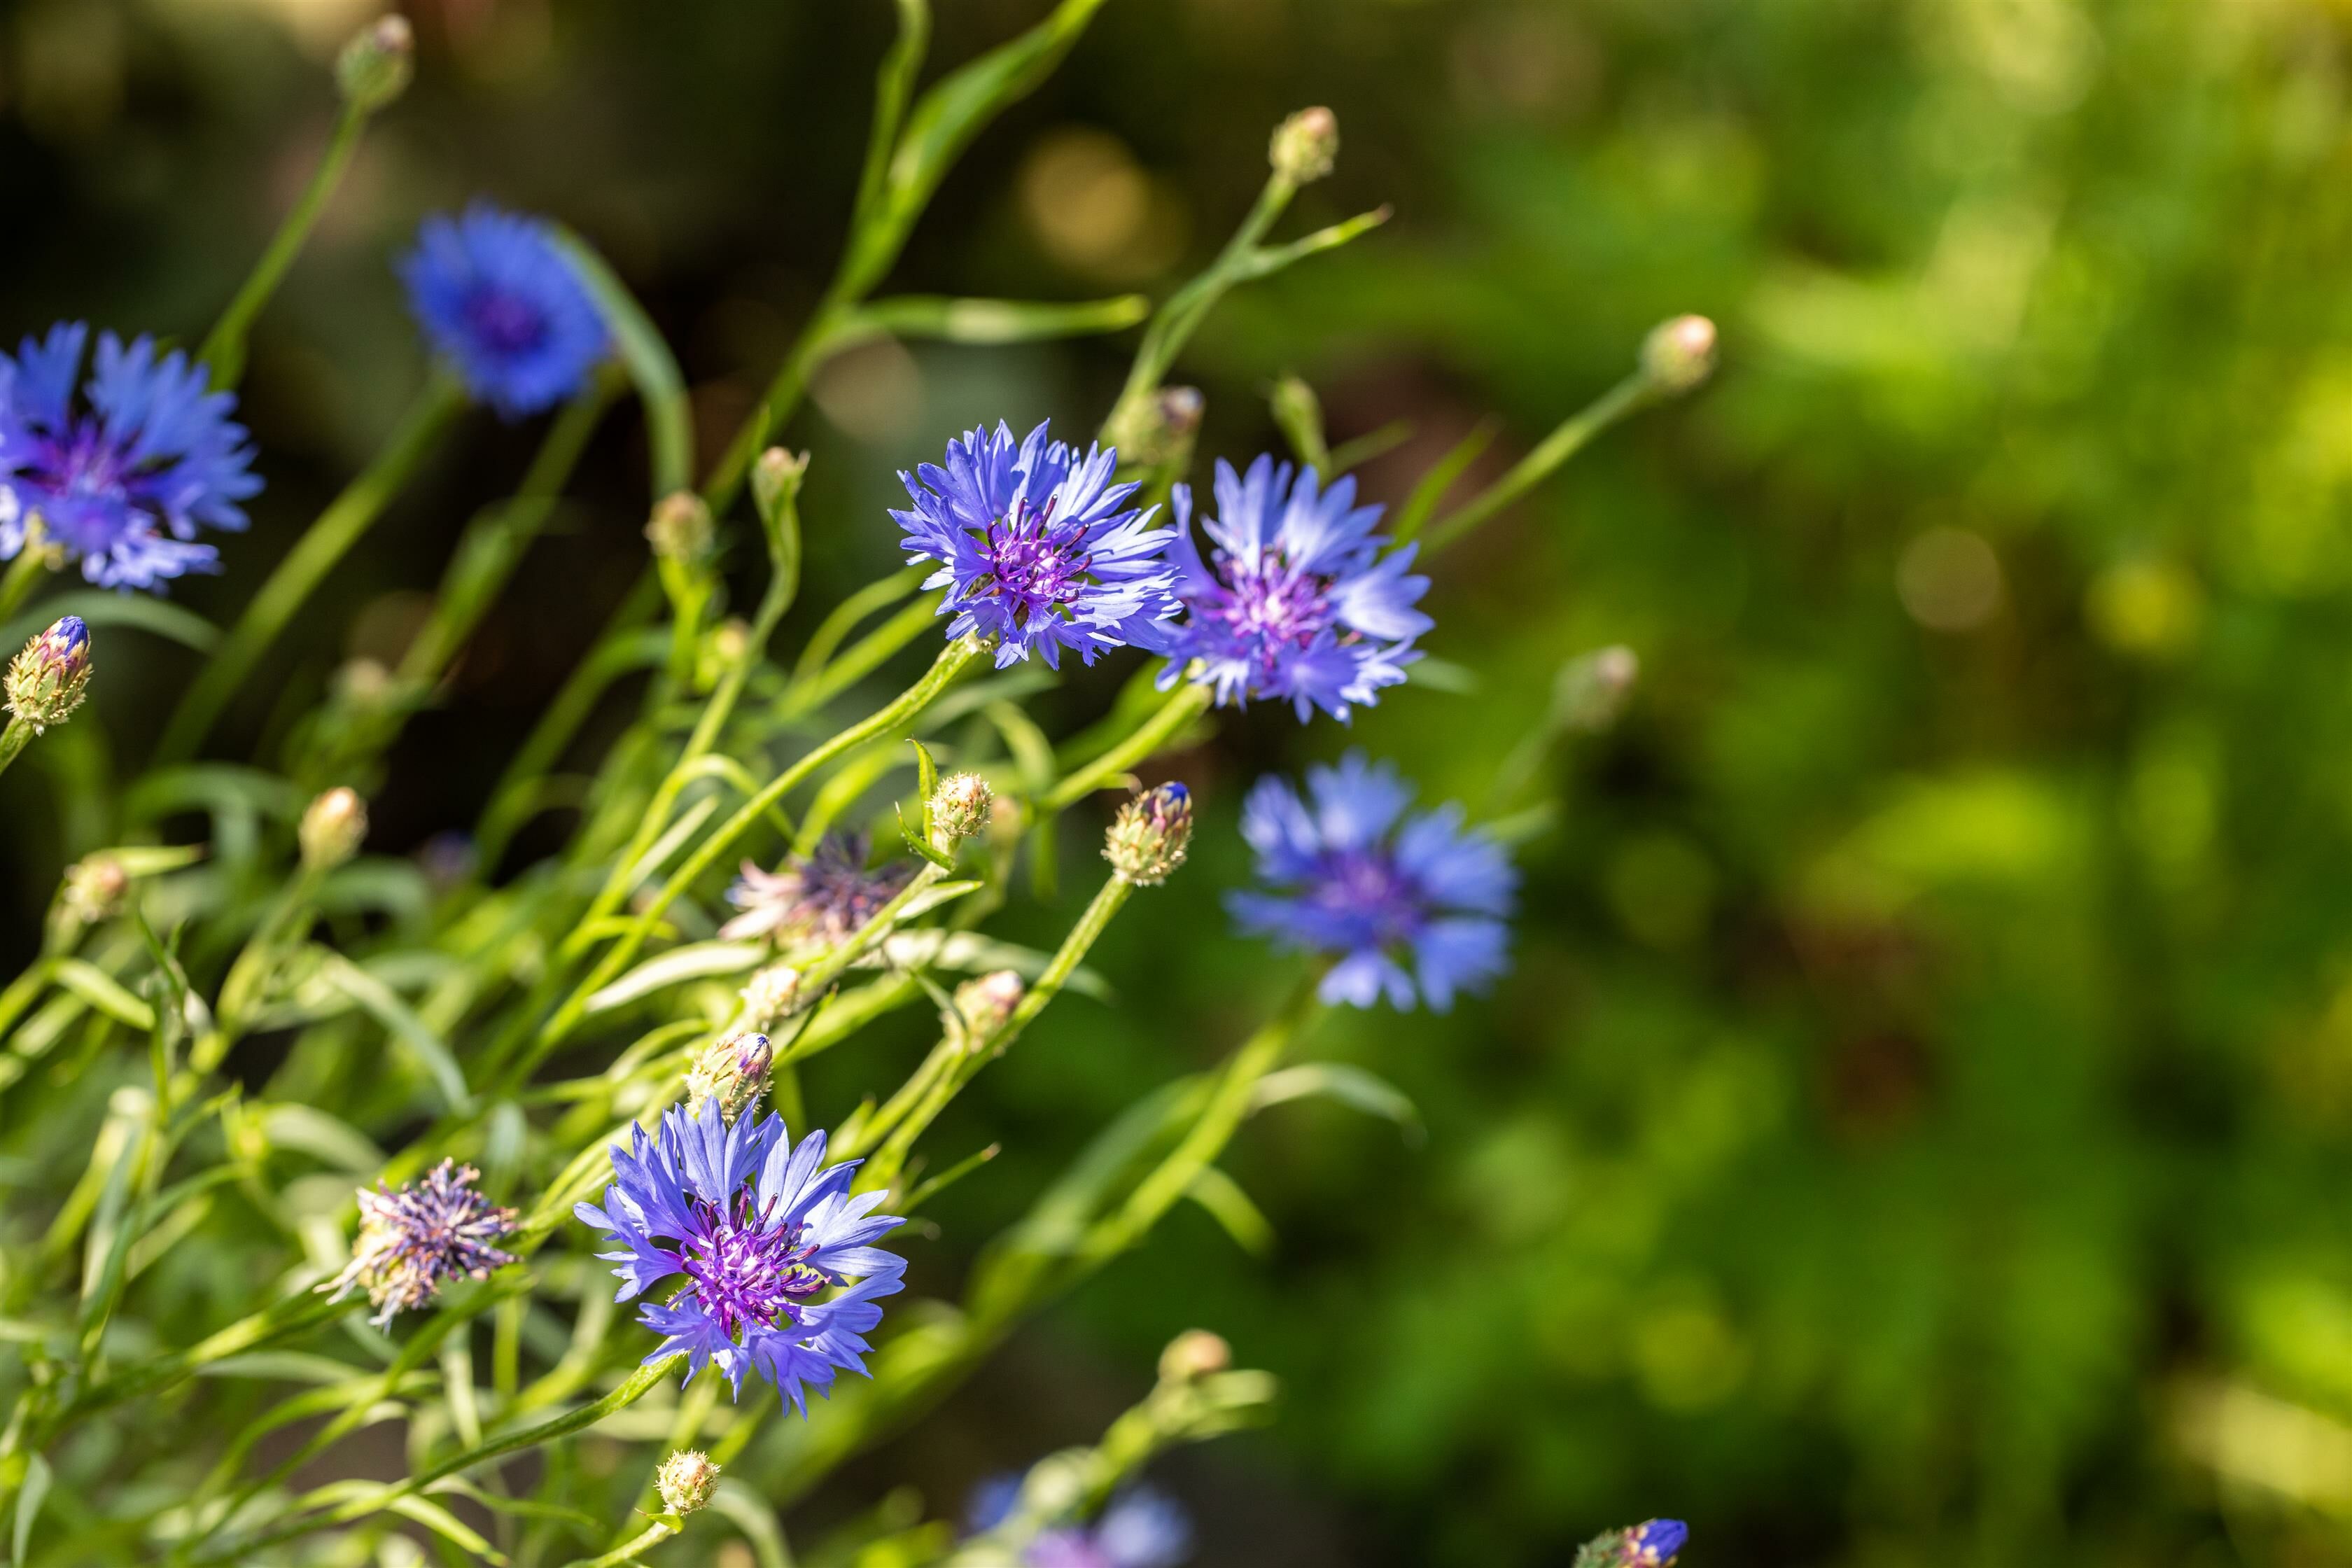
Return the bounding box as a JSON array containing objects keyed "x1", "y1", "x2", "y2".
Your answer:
[
  {"x1": 401, "y1": 202, "x2": 610, "y2": 418},
  {"x1": 575, "y1": 1100, "x2": 904, "y2": 1411},
  {"x1": 894, "y1": 421, "x2": 1179, "y2": 668},
  {"x1": 1230, "y1": 752, "x2": 1517, "y2": 1011},
  {"x1": 722, "y1": 833, "x2": 913, "y2": 947},
  {"x1": 1160, "y1": 456, "x2": 1429, "y2": 722},
  {"x1": 0, "y1": 325, "x2": 261, "y2": 589},
  {"x1": 320, "y1": 1160, "x2": 518, "y2": 1329}
]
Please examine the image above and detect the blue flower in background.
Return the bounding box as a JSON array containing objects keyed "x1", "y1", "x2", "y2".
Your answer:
[
  {"x1": 400, "y1": 202, "x2": 608, "y2": 418},
  {"x1": 968, "y1": 1480, "x2": 1192, "y2": 1568},
  {"x1": 575, "y1": 1100, "x2": 904, "y2": 1414},
  {"x1": 1159, "y1": 455, "x2": 1429, "y2": 722},
  {"x1": 0, "y1": 324, "x2": 260, "y2": 590},
  {"x1": 1230, "y1": 752, "x2": 1516, "y2": 1011},
  {"x1": 893, "y1": 421, "x2": 1179, "y2": 668}
]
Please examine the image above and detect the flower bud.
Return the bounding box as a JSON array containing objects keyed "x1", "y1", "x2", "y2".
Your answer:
[
  {"x1": 1270, "y1": 106, "x2": 1340, "y2": 185},
  {"x1": 751, "y1": 447, "x2": 808, "y2": 526},
  {"x1": 1105, "y1": 782, "x2": 1192, "y2": 887},
  {"x1": 1639, "y1": 314, "x2": 1717, "y2": 395},
  {"x1": 62, "y1": 853, "x2": 130, "y2": 925},
  {"x1": 335, "y1": 14, "x2": 414, "y2": 114},
  {"x1": 1556, "y1": 645, "x2": 1639, "y2": 734},
  {"x1": 6, "y1": 615, "x2": 90, "y2": 734},
  {"x1": 686, "y1": 1031, "x2": 773, "y2": 1124},
  {"x1": 739, "y1": 964, "x2": 804, "y2": 1030},
  {"x1": 929, "y1": 772, "x2": 995, "y2": 851},
  {"x1": 654, "y1": 1448, "x2": 721, "y2": 1516},
  {"x1": 300, "y1": 787, "x2": 368, "y2": 872},
  {"x1": 1576, "y1": 1519, "x2": 1688, "y2": 1568},
  {"x1": 1157, "y1": 1329, "x2": 1231, "y2": 1383},
  {"x1": 1106, "y1": 386, "x2": 1204, "y2": 475},
  {"x1": 645, "y1": 491, "x2": 715, "y2": 565},
  {"x1": 948, "y1": 970, "x2": 1024, "y2": 1055}
]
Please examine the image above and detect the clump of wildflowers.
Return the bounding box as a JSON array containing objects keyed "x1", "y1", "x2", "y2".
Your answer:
[
  {"x1": 1158, "y1": 456, "x2": 1429, "y2": 722},
  {"x1": 721, "y1": 834, "x2": 911, "y2": 948},
  {"x1": 969, "y1": 1481, "x2": 1194, "y2": 1568},
  {"x1": 1231, "y1": 752, "x2": 1516, "y2": 1011},
  {"x1": 6, "y1": 616, "x2": 90, "y2": 733},
  {"x1": 320, "y1": 1160, "x2": 518, "y2": 1329},
  {"x1": 655, "y1": 1449, "x2": 720, "y2": 1516},
  {"x1": 892, "y1": 421, "x2": 1179, "y2": 668},
  {"x1": 686, "y1": 1031, "x2": 774, "y2": 1125},
  {"x1": 0, "y1": 325, "x2": 261, "y2": 589},
  {"x1": 1105, "y1": 783, "x2": 1194, "y2": 887},
  {"x1": 1575, "y1": 1519, "x2": 1689, "y2": 1568},
  {"x1": 574, "y1": 1100, "x2": 905, "y2": 1412},
  {"x1": 400, "y1": 202, "x2": 610, "y2": 418}
]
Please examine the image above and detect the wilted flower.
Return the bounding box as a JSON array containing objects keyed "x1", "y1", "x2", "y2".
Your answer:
[
  {"x1": 930, "y1": 772, "x2": 995, "y2": 850},
  {"x1": 400, "y1": 203, "x2": 609, "y2": 419},
  {"x1": 720, "y1": 834, "x2": 911, "y2": 947},
  {"x1": 1575, "y1": 1518, "x2": 1688, "y2": 1568},
  {"x1": 892, "y1": 421, "x2": 1179, "y2": 668},
  {"x1": 300, "y1": 787, "x2": 368, "y2": 872},
  {"x1": 1105, "y1": 783, "x2": 1193, "y2": 887},
  {"x1": 1158, "y1": 456, "x2": 1429, "y2": 722},
  {"x1": 319, "y1": 1160, "x2": 517, "y2": 1329},
  {"x1": 686, "y1": 1031, "x2": 774, "y2": 1125},
  {"x1": 1230, "y1": 753, "x2": 1516, "y2": 1011},
  {"x1": 969, "y1": 1481, "x2": 1193, "y2": 1568},
  {"x1": 739, "y1": 963, "x2": 804, "y2": 1030},
  {"x1": 655, "y1": 1449, "x2": 720, "y2": 1515},
  {"x1": 573, "y1": 1100, "x2": 905, "y2": 1413},
  {"x1": 0, "y1": 325, "x2": 261, "y2": 589},
  {"x1": 6, "y1": 616, "x2": 90, "y2": 733}
]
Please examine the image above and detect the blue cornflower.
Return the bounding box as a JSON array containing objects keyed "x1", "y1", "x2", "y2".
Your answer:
[
  {"x1": 0, "y1": 324, "x2": 260, "y2": 590},
  {"x1": 968, "y1": 1480, "x2": 1192, "y2": 1568},
  {"x1": 1229, "y1": 752, "x2": 1516, "y2": 1011},
  {"x1": 575, "y1": 1100, "x2": 904, "y2": 1413},
  {"x1": 892, "y1": 421, "x2": 1180, "y2": 668},
  {"x1": 399, "y1": 203, "x2": 608, "y2": 418},
  {"x1": 1157, "y1": 455, "x2": 1429, "y2": 722}
]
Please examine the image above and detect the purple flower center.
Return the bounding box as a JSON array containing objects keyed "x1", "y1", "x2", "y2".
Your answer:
[
  {"x1": 14, "y1": 420, "x2": 152, "y2": 554},
  {"x1": 1305, "y1": 847, "x2": 1427, "y2": 948},
  {"x1": 977, "y1": 502, "x2": 1088, "y2": 627},
  {"x1": 462, "y1": 288, "x2": 550, "y2": 357},
  {"x1": 682, "y1": 1190, "x2": 828, "y2": 1340},
  {"x1": 1203, "y1": 552, "x2": 1338, "y2": 673}
]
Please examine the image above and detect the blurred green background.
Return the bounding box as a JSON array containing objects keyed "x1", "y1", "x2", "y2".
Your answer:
[{"x1": 9, "y1": 0, "x2": 2352, "y2": 1562}]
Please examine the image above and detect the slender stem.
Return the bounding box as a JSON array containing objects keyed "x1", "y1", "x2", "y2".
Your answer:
[
  {"x1": 563, "y1": 1522, "x2": 678, "y2": 1568},
  {"x1": 1104, "y1": 173, "x2": 1295, "y2": 436},
  {"x1": 787, "y1": 564, "x2": 926, "y2": 690},
  {"x1": 1039, "y1": 680, "x2": 1211, "y2": 811},
  {"x1": 0, "y1": 719, "x2": 34, "y2": 782},
  {"x1": 0, "y1": 533, "x2": 53, "y2": 625},
  {"x1": 198, "y1": 103, "x2": 371, "y2": 391},
  {"x1": 777, "y1": 592, "x2": 944, "y2": 718},
  {"x1": 157, "y1": 376, "x2": 466, "y2": 764},
  {"x1": 1421, "y1": 372, "x2": 1652, "y2": 556},
  {"x1": 528, "y1": 636, "x2": 983, "y2": 1062}
]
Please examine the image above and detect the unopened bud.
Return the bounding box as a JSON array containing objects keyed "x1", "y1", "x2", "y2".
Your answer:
[
  {"x1": 929, "y1": 772, "x2": 994, "y2": 850},
  {"x1": 654, "y1": 1448, "x2": 720, "y2": 1516},
  {"x1": 6, "y1": 615, "x2": 90, "y2": 734},
  {"x1": 62, "y1": 853, "x2": 129, "y2": 925},
  {"x1": 1576, "y1": 1519, "x2": 1688, "y2": 1568},
  {"x1": 1105, "y1": 386, "x2": 1203, "y2": 474},
  {"x1": 335, "y1": 14, "x2": 414, "y2": 114},
  {"x1": 1157, "y1": 1329, "x2": 1231, "y2": 1383},
  {"x1": 1555, "y1": 645, "x2": 1639, "y2": 734},
  {"x1": 1639, "y1": 314, "x2": 1717, "y2": 395},
  {"x1": 1270, "y1": 106, "x2": 1339, "y2": 185},
  {"x1": 335, "y1": 657, "x2": 393, "y2": 709},
  {"x1": 751, "y1": 447, "x2": 808, "y2": 526},
  {"x1": 739, "y1": 963, "x2": 803, "y2": 1029},
  {"x1": 300, "y1": 788, "x2": 368, "y2": 872},
  {"x1": 948, "y1": 970, "x2": 1024, "y2": 1054},
  {"x1": 686, "y1": 1031, "x2": 773, "y2": 1124},
  {"x1": 1105, "y1": 782, "x2": 1192, "y2": 887},
  {"x1": 645, "y1": 491, "x2": 715, "y2": 565}
]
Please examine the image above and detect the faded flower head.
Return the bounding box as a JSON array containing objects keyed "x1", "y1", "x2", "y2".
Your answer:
[
  {"x1": 1575, "y1": 1519, "x2": 1688, "y2": 1568},
  {"x1": 6, "y1": 615, "x2": 90, "y2": 733},
  {"x1": 948, "y1": 969, "x2": 1025, "y2": 1054},
  {"x1": 400, "y1": 202, "x2": 609, "y2": 419},
  {"x1": 655, "y1": 1449, "x2": 721, "y2": 1516},
  {"x1": 720, "y1": 834, "x2": 911, "y2": 948},
  {"x1": 0, "y1": 325, "x2": 261, "y2": 589},
  {"x1": 300, "y1": 787, "x2": 368, "y2": 872},
  {"x1": 893, "y1": 421, "x2": 1179, "y2": 669},
  {"x1": 930, "y1": 771, "x2": 995, "y2": 850},
  {"x1": 574, "y1": 1100, "x2": 906, "y2": 1413},
  {"x1": 969, "y1": 1481, "x2": 1193, "y2": 1568},
  {"x1": 687, "y1": 1031, "x2": 774, "y2": 1126},
  {"x1": 1231, "y1": 753, "x2": 1516, "y2": 1011},
  {"x1": 739, "y1": 963, "x2": 804, "y2": 1030},
  {"x1": 1105, "y1": 782, "x2": 1193, "y2": 887},
  {"x1": 319, "y1": 1160, "x2": 517, "y2": 1329},
  {"x1": 1270, "y1": 106, "x2": 1339, "y2": 185},
  {"x1": 335, "y1": 13, "x2": 414, "y2": 112},
  {"x1": 1158, "y1": 456, "x2": 1429, "y2": 722}
]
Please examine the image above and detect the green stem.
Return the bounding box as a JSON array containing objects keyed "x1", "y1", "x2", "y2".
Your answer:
[
  {"x1": 564, "y1": 1522, "x2": 678, "y2": 1568},
  {"x1": 0, "y1": 719, "x2": 34, "y2": 783},
  {"x1": 198, "y1": 103, "x2": 371, "y2": 391},
  {"x1": 1038, "y1": 681, "x2": 1211, "y2": 811},
  {"x1": 777, "y1": 592, "x2": 944, "y2": 718},
  {"x1": 1420, "y1": 372, "x2": 1652, "y2": 556},
  {"x1": 0, "y1": 536, "x2": 53, "y2": 626},
  {"x1": 157, "y1": 376, "x2": 466, "y2": 764}
]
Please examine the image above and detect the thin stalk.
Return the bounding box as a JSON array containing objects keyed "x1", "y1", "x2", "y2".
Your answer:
[
  {"x1": 777, "y1": 592, "x2": 944, "y2": 718},
  {"x1": 561, "y1": 1522, "x2": 677, "y2": 1568},
  {"x1": 1420, "y1": 371, "x2": 1652, "y2": 555},
  {"x1": 1104, "y1": 172, "x2": 1296, "y2": 435},
  {"x1": 157, "y1": 375, "x2": 467, "y2": 763},
  {"x1": 0, "y1": 719, "x2": 36, "y2": 782},
  {"x1": 0, "y1": 531, "x2": 53, "y2": 624},
  {"x1": 1038, "y1": 680, "x2": 1211, "y2": 811},
  {"x1": 198, "y1": 102, "x2": 371, "y2": 390}
]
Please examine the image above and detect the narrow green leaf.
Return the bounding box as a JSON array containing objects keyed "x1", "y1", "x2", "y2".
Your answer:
[
  {"x1": 312, "y1": 952, "x2": 473, "y2": 1114},
  {"x1": 0, "y1": 591, "x2": 219, "y2": 655},
  {"x1": 1186, "y1": 1165, "x2": 1274, "y2": 1256},
  {"x1": 584, "y1": 941, "x2": 769, "y2": 1016},
  {"x1": 845, "y1": 292, "x2": 1148, "y2": 344},
  {"x1": 14, "y1": 1452, "x2": 51, "y2": 1564},
  {"x1": 550, "y1": 227, "x2": 692, "y2": 499},
  {"x1": 50, "y1": 960, "x2": 155, "y2": 1032}
]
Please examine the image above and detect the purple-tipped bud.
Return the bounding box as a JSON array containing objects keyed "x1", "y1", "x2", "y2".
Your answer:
[
  {"x1": 335, "y1": 14, "x2": 414, "y2": 113},
  {"x1": 1105, "y1": 781, "x2": 1193, "y2": 887},
  {"x1": 1625, "y1": 1520, "x2": 1688, "y2": 1565},
  {"x1": 655, "y1": 1448, "x2": 720, "y2": 1515},
  {"x1": 686, "y1": 1030, "x2": 774, "y2": 1124},
  {"x1": 1270, "y1": 106, "x2": 1340, "y2": 185},
  {"x1": 1639, "y1": 315, "x2": 1717, "y2": 394},
  {"x1": 6, "y1": 615, "x2": 90, "y2": 734}
]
